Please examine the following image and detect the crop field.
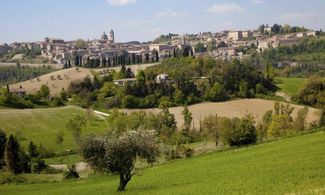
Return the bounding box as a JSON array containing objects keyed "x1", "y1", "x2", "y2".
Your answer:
[
  {"x1": 1, "y1": 130, "x2": 324, "y2": 195},
  {"x1": 122, "y1": 99, "x2": 319, "y2": 129}
]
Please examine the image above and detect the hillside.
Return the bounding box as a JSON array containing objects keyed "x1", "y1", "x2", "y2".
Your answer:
[
  {"x1": 122, "y1": 99, "x2": 319, "y2": 129},
  {"x1": 0, "y1": 106, "x2": 107, "y2": 152},
  {"x1": 276, "y1": 77, "x2": 307, "y2": 96},
  {"x1": 1, "y1": 130, "x2": 324, "y2": 194},
  {"x1": 9, "y1": 67, "x2": 93, "y2": 95}
]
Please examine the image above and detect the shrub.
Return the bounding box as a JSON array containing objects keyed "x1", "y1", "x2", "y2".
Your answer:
[
  {"x1": 220, "y1": 115, "x2": 257, "y2": 146},
  {"x1": 31, "y1": 157, "x2": 47, "y2": 173},
  {"x1": 64, "y1": 164, "x2": 79, "y2": 179},
  {"x1": 183, "y1": 146, "x2": 194, "y2": 158},
  {"x1": 0, "y1": 173, "x2": 27, "y2": 184}
]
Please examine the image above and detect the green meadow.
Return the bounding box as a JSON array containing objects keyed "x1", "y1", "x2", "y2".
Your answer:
[
  {"x1": 276, "y1": 77, "x2": 307, "y2": 96},
  {"x1": 0, "y1": 106, "x2": 108, "y2": 153},
  {"x1": 1, "y1": 130, "x2": 324, "y2": 195}
]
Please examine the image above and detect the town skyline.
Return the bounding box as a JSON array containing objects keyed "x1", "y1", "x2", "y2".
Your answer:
[{"x1": 1, "y1": 0, "x2": 325, "y2": 44}]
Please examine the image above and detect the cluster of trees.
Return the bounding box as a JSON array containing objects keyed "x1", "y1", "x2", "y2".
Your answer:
[
  {"x1": 258, "y1": 24, "x2": 309, "y2": 35},
  {"x1": 74, "y1": 50, "x2": 159, "y2": 69},
  {"x1": 0, "y1": 48, "x2": 53, "y2": 64},
  {"x1": 0, "y1": 84, "x2": 64, "y2": 109},
  {"x1": 0, "y1": 64, "x2": 54, "y2": 86},
  {"x1": 249, "y1": 36, "x2": 325, "y2": 77},
  {"x1": 257, "y1": 102, "x2": 315, "y2": 140},
  {"x1": 0, "y1": 130, "x2": 47, "y2": 175},
  {"x1": 68, "y1": 57, "x2": 275, "y2": 109},
  {"x1": 153, "y1": 33, "x2": 178, "y2": 44}
]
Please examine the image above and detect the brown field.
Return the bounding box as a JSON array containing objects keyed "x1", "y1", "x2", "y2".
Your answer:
[
  {"x1": 9, "y1": 67, "x2": 93, "y2": 95},
  {"x1": 121, "y1": 99, "x2": 320, "y2": 129}
]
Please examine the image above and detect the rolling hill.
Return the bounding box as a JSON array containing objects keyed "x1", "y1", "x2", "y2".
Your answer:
[
  {"x1": 0, "y1": 106, "x2": 107, "y2": 153},
  {"x1": 1, "y1": 130, "x2": 324, "y2": 194},
  {"x1": 9, "y1": 67, "x2": 93, "y2": 96}
]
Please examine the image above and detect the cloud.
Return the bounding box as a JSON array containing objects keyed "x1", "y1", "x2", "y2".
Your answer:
[
  {"x1": 281, "y1": 12, "x2": 315, "y2": 20},
  {"x1": 154, "y1": 10, "x2": 187, "y2": 19},
  {"x1": 106, "y1": 0, "x2": 136, "y2": 6},
  {"x1": 250, "y1": 0, "x2": 264, "y2": 4},
  {"x1": 206, "y1": 3, "x2": 243, "y2": 14}
]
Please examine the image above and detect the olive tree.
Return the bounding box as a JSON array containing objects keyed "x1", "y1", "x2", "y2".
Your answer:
[{"x1": 81, "y1": 130, "x2": 160, "y2": 191}]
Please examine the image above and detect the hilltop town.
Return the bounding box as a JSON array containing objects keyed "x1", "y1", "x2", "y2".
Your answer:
[{"x1": 0, "y1": 24, "x2": 318, "y2": 68}]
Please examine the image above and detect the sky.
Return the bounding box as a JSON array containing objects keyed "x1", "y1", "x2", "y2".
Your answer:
[{"x1": 0, "y1": 0, "x2": 325, "y2": 44}]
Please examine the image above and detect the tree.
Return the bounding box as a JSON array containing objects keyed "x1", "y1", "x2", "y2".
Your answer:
[
  {"x1": 66, "y1": 115, "x2": 87, "y2": 142},
  {"x1": 320, "y1": 107, "x2": 325, "y2": 127},
  {"x1": 0, "y1": 129, "x2": 7, "y2": 167},
  {"x1": 75, "y1": 39, "x2": 88, "y2": 49},
  {"x1": 201, "y1": 115, "x2": 219, "y2": 145},
  {"x1": 39, "y1": 85, "x2": 50, "y2": 99},
  {"x1": 207, "y1": 39, "x2": 217, "y2": 52},
  {"x1": 267, "y1": 114, "x2": 291, "y2": 138},
  {"x1": 205, "y1": 82, "x2": 228, "y2": 102},
  {"x1": 28, "y1": 141, "x2": 39, "y2": 158},
  {"x1": 5, "y1": 135, "x2": 23, "y2": 174},
  {"x1": 182, "y1": 106, "x2": 192, "y2": 134},
  {"x1": 195, "y1": 42, "x2": 206, "y2": 53},
  {"x1": 282, "y1": 24, "x2": 291, "y2": 34},
  {"x1": 81, "y1": 130, "x2": 160, "y2": 191}
]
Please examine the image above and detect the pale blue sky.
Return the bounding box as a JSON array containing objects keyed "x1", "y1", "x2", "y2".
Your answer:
[{"x1": 0, "y1": 0, "x2": 325, "y2": 44}]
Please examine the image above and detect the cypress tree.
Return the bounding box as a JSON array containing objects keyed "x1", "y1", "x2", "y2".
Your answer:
[
  {"x1": 6, "y1": 135, "x2": 23, "y2": 174},
  {"x1": 0, "y1": 129, "x2": 7, "y2": 167}
]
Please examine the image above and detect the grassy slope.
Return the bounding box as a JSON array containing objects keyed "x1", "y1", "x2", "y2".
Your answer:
[
  {"x1": 0, "y1": 106, "x2": 107, "y2": 153},
  {"x1": 276, "y1": 77, "x2": 307, "y2": 96},
  {"x1": 2, "y1": 130, "x2": 325, "y2": 195}
]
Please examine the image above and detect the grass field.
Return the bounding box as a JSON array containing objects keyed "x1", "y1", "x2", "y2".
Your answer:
[
  {"x1": 0, "y1": 106, "x2": 108, "y2": 153},
  {"x1": 1, "y1": 130, "x2": 324, "y2": 195},
  {"x1": 276, "y1": 77, "x2": 307, "y2": 96}
]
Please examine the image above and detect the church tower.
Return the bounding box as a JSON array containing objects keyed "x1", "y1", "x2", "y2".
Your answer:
[{"x1": 109, "y1": 30, "x2": 115, "y2": 43}]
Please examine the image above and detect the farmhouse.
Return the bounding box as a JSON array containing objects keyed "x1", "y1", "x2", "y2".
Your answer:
[{"x1": 9, "y1": 86, "x2": 26, "y2": 97}]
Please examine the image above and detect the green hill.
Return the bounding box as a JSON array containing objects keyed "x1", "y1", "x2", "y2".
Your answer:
[
  {"x1": 1, "y1": 130, "x2": 324, "y2": 195},
  {"x1": 0, "y1": 106, "x2": 107, "y2": 153}
]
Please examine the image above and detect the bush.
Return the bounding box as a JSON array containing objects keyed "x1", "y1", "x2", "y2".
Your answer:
[
  {"x1": 183, "y1": 146, "x2": 194, "y2": 158},
  {"x1": 220, "y1": 115, "x2": 257, "y2": 146},
  {"x1": 163, "y1": 146, "x2": 181, "y2": 161},
  {"x1": 31, "y1": 157, "x2": 47, "y2": 173},
  {"x1": 64, "y1": 164, "x2": 79, "y2": 179},
  {"x1": 0, "y1": 173, "x2": 27, "y2": 184}
]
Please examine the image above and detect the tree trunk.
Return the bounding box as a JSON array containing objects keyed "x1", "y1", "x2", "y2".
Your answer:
[{"x1": 117, "y1": 173, "x2": 131, "y2": 192}]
